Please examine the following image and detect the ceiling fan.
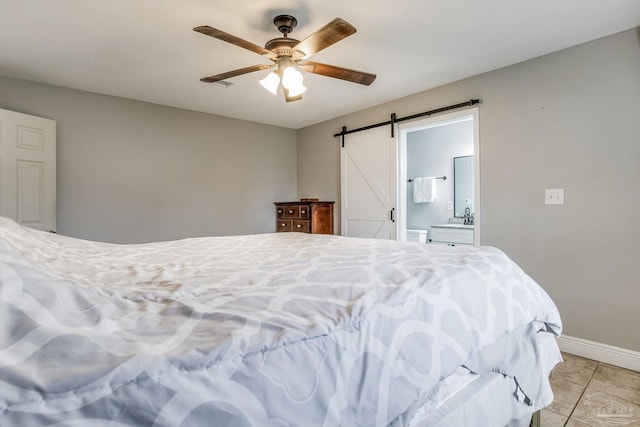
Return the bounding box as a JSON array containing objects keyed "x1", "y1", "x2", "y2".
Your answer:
[{"x1": 194, "y1": 15, "x2": 376, "y2": 102}]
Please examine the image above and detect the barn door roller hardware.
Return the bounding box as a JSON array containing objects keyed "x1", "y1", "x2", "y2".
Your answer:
[{"x1": 334, "y1": 99, "x2": 480, "y2": 146}]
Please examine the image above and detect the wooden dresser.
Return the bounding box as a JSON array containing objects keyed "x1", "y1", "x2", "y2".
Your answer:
[{"x1": 274, "y1": 201, "x2": 334, "y2": 234}]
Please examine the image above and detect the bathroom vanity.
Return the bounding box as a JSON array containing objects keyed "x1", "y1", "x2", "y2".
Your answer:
[{"x1": 430, "y1": 224, "x2": 474, "y2": 245}]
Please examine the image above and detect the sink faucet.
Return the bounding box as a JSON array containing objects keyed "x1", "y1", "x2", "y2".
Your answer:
[{"x1": 463, "y1": 207, "x2": 474, "y2": 225}]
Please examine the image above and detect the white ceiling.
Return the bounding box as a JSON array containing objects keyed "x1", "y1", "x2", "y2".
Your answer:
[{"x1": 1, "y1": 1, "x2": 639, "y2": 129}]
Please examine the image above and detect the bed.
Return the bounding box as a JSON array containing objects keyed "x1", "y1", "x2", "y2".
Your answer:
[{"x1": 0, "y1": 216, "x2": 562, "y2": 426}]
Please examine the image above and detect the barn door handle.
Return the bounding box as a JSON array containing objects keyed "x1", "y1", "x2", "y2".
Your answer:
[{"x1": 390, "y1": 208, "x2": 395, "y2": 222}]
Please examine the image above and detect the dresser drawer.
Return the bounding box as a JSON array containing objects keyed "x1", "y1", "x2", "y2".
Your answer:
[
  {"x1": 276, "y1": 220, "x2": 293, "y2": 232},
  {"x1": 298, "y1": 206, "x2": 310, "y2": 219},
  {"x1": 292, "y1": 220, "x2": 310, "y2": 233},
  {"x1": 284, "y1": 205, "x2": 300, "y2": 218}
]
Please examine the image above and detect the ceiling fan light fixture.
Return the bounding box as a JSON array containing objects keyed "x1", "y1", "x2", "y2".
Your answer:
[
  {"x1": 259, "y1": 71, "x2": 280, "y2": 95},
  {"x1": 281, "y1": 66, "x2": 304, "y2": 90},
  {"x1": 287, "y1": 83, "x2": 307, "y2": 97}
]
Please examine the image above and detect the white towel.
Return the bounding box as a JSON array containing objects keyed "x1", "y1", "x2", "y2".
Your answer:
[{"x1": 413, "y1": 177, "x2": 437, "y2": 203}]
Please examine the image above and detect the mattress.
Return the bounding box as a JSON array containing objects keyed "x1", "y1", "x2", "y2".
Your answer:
[{"x1": 0, "y1": 217, "x2": 562, "y2": 426}]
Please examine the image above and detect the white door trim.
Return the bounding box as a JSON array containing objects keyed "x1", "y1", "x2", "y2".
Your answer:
[{"x1": 397, "y1": 107, "x2": 480, "y2": 244}]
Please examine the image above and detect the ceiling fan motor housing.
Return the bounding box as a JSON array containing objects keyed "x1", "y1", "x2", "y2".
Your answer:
[{"x1": 264, "y1": 37, "x2": 300, "y2": 57}]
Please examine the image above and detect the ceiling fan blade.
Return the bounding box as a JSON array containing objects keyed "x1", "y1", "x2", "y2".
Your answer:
[
  {"x1": 284, "y1": 88, "x2": 303, "y2": 103},
  {"x1": 300, "y1": 62, "x2": 376, "y2": 86},
  {"x1": 194, "y1": 26, "x2": 277, "y2": 60},
  {"x1": 292, "y1": 18, "x2": 356, "y2": 60},
  {"x1": 200, "y1": 64, "x2": 274, "y2": 83}
]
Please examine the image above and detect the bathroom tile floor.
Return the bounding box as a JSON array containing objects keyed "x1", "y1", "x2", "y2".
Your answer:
[{"x1": 541, "y1": 352, "x2": 640, "y2": 427}]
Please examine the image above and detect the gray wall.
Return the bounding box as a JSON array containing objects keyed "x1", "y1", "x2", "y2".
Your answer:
[
  {"x1": 0, "y1": 76, "x2": 297, "y2": 243},
  {"x1": 297, "y1": 28, "x2": 640, "y2": 352},
  {"x1": 407, "y1": 120, "x2": 473, "y2": 232}
]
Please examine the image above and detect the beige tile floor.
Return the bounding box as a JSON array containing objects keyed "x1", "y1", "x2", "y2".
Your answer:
[{"x1": 541, "y1": 352, "x2": 640, "y2": 427}]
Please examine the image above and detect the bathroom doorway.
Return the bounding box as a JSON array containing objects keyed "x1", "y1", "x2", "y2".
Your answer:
[{"x1": 397, "y1": 108, "x2": 480, "y2": 245}]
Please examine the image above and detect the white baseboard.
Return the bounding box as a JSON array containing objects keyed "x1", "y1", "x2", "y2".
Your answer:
[{"x1": 557, "y1": 335, "x2": 640, "y2": 372}]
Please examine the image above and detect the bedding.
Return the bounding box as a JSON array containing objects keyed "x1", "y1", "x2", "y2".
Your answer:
[
  {"x1": 0, "y1": 217, "x2": 562, "y2": 426},
  {"x1": 407, "y1": 328, "x2": 561, "y2": 427}
]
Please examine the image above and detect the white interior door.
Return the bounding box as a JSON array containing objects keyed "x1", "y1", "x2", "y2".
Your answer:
[
  {"x1": 341, "y1": 126, "x2": 396, "y2": 239},
  {"x1": 0, "y1": 108, "x2": 56, "y2": 232}
]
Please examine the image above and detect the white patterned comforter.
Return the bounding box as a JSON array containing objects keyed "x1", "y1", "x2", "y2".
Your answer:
[{"x1": 0, "y1": 217, "x2": 561, "y2": 426}]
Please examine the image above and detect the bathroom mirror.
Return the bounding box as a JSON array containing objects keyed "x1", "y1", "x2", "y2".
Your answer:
[{"x1": 454, "y1": 155, "x2": 473, "y2": 218}]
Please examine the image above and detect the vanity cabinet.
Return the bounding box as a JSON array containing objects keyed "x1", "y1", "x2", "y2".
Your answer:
[
  {"x1": 430, "y1": 225, "x2": 474, "y2": 245},
  {"x1": 275, "y1": 201, "x2": 334, "y2": 234}
]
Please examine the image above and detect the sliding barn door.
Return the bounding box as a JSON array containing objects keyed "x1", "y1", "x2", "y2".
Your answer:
[
  {"x1": 341, "y1": 126, "x2": 396, "y2": 239},
  {"x1": 0, "y1": 109, "x2": 56, "y2": 232}
]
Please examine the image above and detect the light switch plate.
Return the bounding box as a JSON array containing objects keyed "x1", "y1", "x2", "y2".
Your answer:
[{"x1": 545, "y1": 188, "x2": 564, "y2": 205}]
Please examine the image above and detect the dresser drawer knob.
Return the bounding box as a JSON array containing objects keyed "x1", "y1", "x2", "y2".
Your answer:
[
  {"x1": 296, "y1": 224, "x2": 302, "y2": 228},
  {"x1": 288, "y1": 210, "x2": 294, "y2": 214},
  {"x1": 301, "y1": 210, "x2": 306, "y2": 214},
  {"x1": 278, "y1": 209, "x2": 282, "y2": 214},
  {"x1": 281, "y1": 223, "x2": 286, "y2": 227}
]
